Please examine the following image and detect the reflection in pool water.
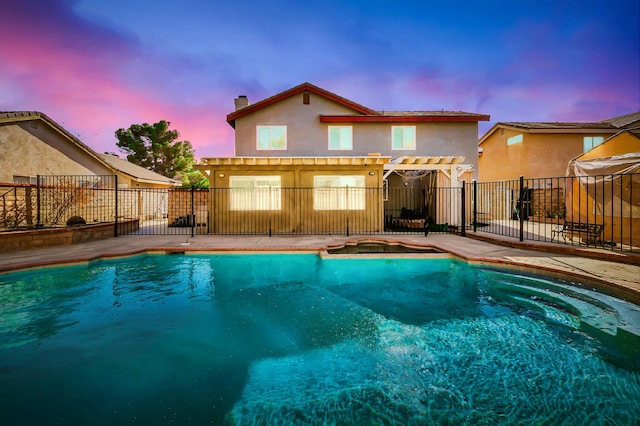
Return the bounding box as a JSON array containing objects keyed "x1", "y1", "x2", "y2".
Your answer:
[{"x1": 0, "y1": 254, "x2": 638, "y2": 425}]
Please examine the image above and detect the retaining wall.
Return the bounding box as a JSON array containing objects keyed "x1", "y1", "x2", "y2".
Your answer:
[{"x1": 0, "y1": 220, "x2": 139, "y2": 252}]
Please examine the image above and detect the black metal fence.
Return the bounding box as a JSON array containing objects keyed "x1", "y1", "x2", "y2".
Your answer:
[
  {"x1": 117, "y1": 186, "x2": 463, "y2": 236},
  {"x1": 0, "y1": 175, "x2": 118, "y2": 231},
  {"x1": 1, "y1": 173, "x2": 637, "y2": 252},
  {"x1": 471, "y1": 174, "x2": 639, "y2": 252}
]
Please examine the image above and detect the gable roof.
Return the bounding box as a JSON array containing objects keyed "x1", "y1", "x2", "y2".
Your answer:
[
  {"x1": 1, "y1": 111, "x2": 178, "y2": 186},
  {"x1": 227, "y1": 82, "x2": 377, "y2": 128},
  {"x1": 226, "y1": 82, "x2": 490, "y2": 128},
  {"x1": 98, "y1": 154, "x2": 179, "y2": 186},
  {"x1": 478, "y1": 111, "x2": 640, "y2": 145}
]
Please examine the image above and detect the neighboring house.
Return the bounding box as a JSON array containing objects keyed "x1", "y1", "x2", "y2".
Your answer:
[
  {"x1": 197, "y1": 82, "x2": 489, "y2": 232},
  {"x1": 0, "y1": 111, "x2": 178, "y2": 188},
  {"x1": 478, "y1": 112, "x2": 640, "y2": 181},
  {"x1": 571, "y1": 129, "x2": 640, "y2": 162},
  {"x1": 0, "y1": 111, "x2": 179, "y2": 230},
  {"x1": 565, "y1": 129, "x2": 640, "y2": 246}
]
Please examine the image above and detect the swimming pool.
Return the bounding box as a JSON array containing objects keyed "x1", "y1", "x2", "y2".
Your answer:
[{"x1": 1, "y1": 254, "x2": 639, "y2": 425}]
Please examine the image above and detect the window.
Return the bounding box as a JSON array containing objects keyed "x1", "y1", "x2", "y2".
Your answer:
[
  {"x1": 313, "y1": 175, "x2": 365, "y2": 210},
  {"x1": 257, "y1": 126, "x2": 287, "y2": 150},
  {"x1": 12, "y1": 175, "x2": 43, "y2": 185},
  {"x1": 507, "y1": 134, "x2": 523, "y2": 145},
  {"x1": 230, "y1": 176, "x2": 281, "y2": 210},
  {"x1": 392, "y1": 126, "x2": 416, "y2": 150},
  {"x1": 13, "y1": 175, "x2": 30, "y2": 184},
  {"x1": 584, "y1": 136, "x2": 604, "y2": 152},
  {"x1": 328, "y1": 126, "x2": 353, "y2": 150}
]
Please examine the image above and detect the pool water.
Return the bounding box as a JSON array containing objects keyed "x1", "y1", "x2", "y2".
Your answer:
[{"x1": 0, "y1": 254, "x2": 639, "y2": 425}]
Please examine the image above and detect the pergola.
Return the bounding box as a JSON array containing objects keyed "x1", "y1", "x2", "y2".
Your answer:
[
  {"x1": 383, "y1": 155, "x2": 472, "y2": 187},
  {"x1": 383, "y1": 156, "x2": 474, "y2": 226}
]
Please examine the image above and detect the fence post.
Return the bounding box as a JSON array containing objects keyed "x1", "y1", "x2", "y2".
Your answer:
[
  {"x1": 269, "y1": 185, "x2": 272, "y2": 237},
  {"x1": 461, "y1": 181, "x2": 466, "y2": 237},
  {"x1": 114, "y1": 175, "x2": 119, "y2": 237},
  {"x1": 36, "y1": 175, "x2": 41, "y2": 228},
  {"x1": 424, "y1": 199, "x2": 429, "y2": 237},
  {"x1": 473, "y1": 180, "x2": 477, "y2": 233},
  {"x1": 191, "y1": 186, "x2": 195, "y2": 238},
  {"x1": 346, "y1": 185, "x2": 349, "y2": 236},
  {"x1": 519, "y1": 175, "x2": 524, "y2": 242}
]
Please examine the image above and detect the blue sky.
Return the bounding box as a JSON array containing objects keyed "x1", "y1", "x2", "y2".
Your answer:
[{"x1": 1, "y1": 0, "x2": 638, "y2": 157}]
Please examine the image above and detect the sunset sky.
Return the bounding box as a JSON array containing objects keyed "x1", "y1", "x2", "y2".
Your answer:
[{"x1": 1, "y1": 0, "x2": 638, "y2": 158}]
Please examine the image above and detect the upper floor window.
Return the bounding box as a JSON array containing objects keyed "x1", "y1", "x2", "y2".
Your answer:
[
  {"x1": 328, "y1": 126, "x2": 353, "y2": 150},
  {"x1": 313, "y1": 175, "x2": 365, "y2": 210},
  {"x1": 507, "y1": 134, "x2": 523, "y2": 145},
  {"x1": 584, "y1": 136, "x2": 604, "y2": 152},
  {"x1": 392, "y1": 126, "x2": 416, "y2": 150},
  {"x1": 230, "y1": 176, "x2": 281, "y2": 210},
  {"x1": 257, "y1": 126, "x2": 287, "y2": 150}
]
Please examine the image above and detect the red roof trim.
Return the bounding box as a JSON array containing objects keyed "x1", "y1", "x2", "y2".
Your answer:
[
  {"x1": 226, "y1": 82, "x2": 378, "y2": 127},
  {"x1": 320, "y1": 115, "x2": 490, "y2": 123}
]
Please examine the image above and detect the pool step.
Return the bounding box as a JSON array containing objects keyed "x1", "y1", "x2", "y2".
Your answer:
[
  {"x1": 488, "y1": 280, "x2": 618, "y2": 335},
  {"x1": 482, "y1": 270, "x2": 639, "y2": 341},
  {"x1": 482, "y1": 270, "x2": 640, "y2": 365}
]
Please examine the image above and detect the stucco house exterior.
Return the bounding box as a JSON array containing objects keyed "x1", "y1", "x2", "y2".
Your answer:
[
  {"x1": 564, "y1": 129, "x2": 640, "y2": 247},
  {"x1": 478, "y1": 112, "x2": 640, "y2": 181},
  {"x1": 0, "y1": 111, "x2": 178, "y2": 188},
  {"x1": 572, "y1": 128, "x2": 640, "y2": 162},
  {"x1": 197, "y1": 82, "x2": 489, "y2": 233},
  {"x1": 0, "y1": 111, "x2": 180, "y2": 231}
]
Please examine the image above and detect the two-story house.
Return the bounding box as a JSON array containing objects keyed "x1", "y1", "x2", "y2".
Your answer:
[{"x1": 196, "y1": 82, "x2": 489, "y2": 234}]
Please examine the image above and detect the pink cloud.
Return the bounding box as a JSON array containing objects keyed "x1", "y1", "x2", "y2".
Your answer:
[{"x1": 0, "y1": 1, "x2": 235, "y2": 158}]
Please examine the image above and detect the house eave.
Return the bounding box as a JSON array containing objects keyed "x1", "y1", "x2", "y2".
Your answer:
[{"x1": 320, "y1": 115, "x2": 490, "y2": 123}]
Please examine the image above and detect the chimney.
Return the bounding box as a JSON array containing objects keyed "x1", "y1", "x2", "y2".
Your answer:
[{"x1": 234, "y1": 95, "x2": 249, "y2": 110}]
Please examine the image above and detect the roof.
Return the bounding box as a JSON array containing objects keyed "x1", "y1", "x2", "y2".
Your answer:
[
  {"x1": 226, "y1": 82, "x2": 490, "y2": 128},
  {"x1": 496, "y1": 121, "x2": 615, "y2": 130},
  {"x1": 1, "y1": 111, "x2": 178, "y2": 186},
  {"x1": 599, "y1": 111, "x2": 640, "y2": 128},
  {"x1": 98, "y1": 154, "x2": 179, "y2": 185},
  {"x1": 479, "y1": 111, "x2": 640, "y2": 145},
  {"x1": 320, "y1": 111, "x2": 490, "y2": 123}
]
